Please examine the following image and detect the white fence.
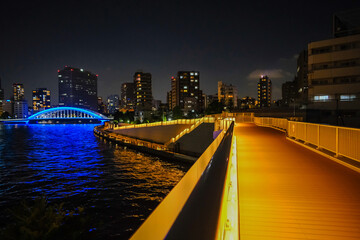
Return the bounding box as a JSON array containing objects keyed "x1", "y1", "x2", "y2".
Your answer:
[
  {"x1": 288, "y1": 121, "x2": 360, "y2": 162},
  {"x1": 254, "y1": 117, "x2": 360, "y2": 163}
]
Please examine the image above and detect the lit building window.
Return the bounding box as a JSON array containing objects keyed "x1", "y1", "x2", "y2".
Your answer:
[
  {"x1": 340, "y1": 94, "x2": 356, "y2": 101},
  {"x1": 314, "y1": 95, "x2": 329, "y2": 101}
]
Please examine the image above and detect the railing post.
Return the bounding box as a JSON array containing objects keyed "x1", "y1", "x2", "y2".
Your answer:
[
  {"x1": 335, "y1": 127, "x2": 339, "y2": 157},
  {"x1": 317, "y1": 124, "x2": 320, "y2": 149}
]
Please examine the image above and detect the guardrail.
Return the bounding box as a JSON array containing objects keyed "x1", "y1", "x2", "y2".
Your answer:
[
  {"x1": 254, "y1": 117, "x2": 360, "y2": 163},
  {"x1": 130, "y1": 121, "x2": 237, "y2": 240},
  {"x1": 288, "y1": 121, "x2": 360, "y2": 162},
  {"x1": 254, "y1": 117, "x2": 288, "y2": 131},
  {"x1": 112, "y1": 117, "x2": 215, "y2": 130}
]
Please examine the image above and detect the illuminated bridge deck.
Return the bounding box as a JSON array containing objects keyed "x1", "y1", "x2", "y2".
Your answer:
[{"x1": 236, "y1": 123, "x2": 360, "y2": 240}]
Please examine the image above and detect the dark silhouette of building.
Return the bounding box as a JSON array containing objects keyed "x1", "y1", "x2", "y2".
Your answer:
[
  {"x1": 258, "y1": 75, "x2": 272, "y2": 107},
  {"x1": 97, "y1": 97, "x2": 107, "y2": 114},
  {"x1": 333, "y1": 9, "x2": 360, "y2": 38},
  {"x1": 32, "y1": 88, "x2": 51, "y2": 112},
  {"x1": 58, "y1": 66, "x2": 98, "y2": 111},
  {"x1": 121, "y1": 82, "x2": 135, "y2": 110},
  {"x1": 134, "y1": 72, "x2": 152, "y2": 111},
  {"x1": 0, "y1": 78, "x2": 4, "y2": 115},
  {"x1": 295, "y1": 50, "x2": 308, "y2": 105},
  {"x1": 282, "y1": 81, "x2": 296, "y2": 106}
]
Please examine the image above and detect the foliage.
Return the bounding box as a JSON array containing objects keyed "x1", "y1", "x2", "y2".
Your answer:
[
  {"x1": 172, "y1": 106, "x2": 183, "y2": 120},
  {"x1": 0, "y1": 196, "x2": 95, "y2": 240},
  {"x1": 1, "y1": 111, "x2": 11, "y2": 119},
  {"x1": 204, "y1": 100, "x2": 225, "y2": 115},
  {"x1": 113, "y1": 110, "x2": 134, "y2": 123}
]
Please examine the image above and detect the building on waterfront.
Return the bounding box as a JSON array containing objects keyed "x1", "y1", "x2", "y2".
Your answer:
[
  {"x1": 257, "y1": 75, "x2": 272, "y2": 107},
  {"x1": 13, "y1": 83, "x2": 25, "y2": 101},
  {"x1": 32, "y1": 88, "x2": 51, "y2": 112},
  {"x1": 121, "y1": 82, "x2": 135, "y2": 110},
  {"x1": 134, "y1": 72, "x2": 152, "y2": 111},
  {"x1": 307, "y1": 12, "x2": 360, "y2": 114},
  {"x1": 282, "y1": 80, "x2": 296, "y2": 106},
  {"x1": 218, "y1": 81, "x2": 238, "y2": 109},
  {"x1": 107, "y1": 94, "x2": 120, "y2": 114},
  {"x1": 58, "y1": 66, "x2": 98, "y2": 111},
  {"x1": 295, "y1": 50, "x2": 308, "y2": 105},
  {"x1": 3, "y1": 100, "x2": 13, "y2": 116},
  {"x1": 168, "y1": 71, "x2": 202, "y2": 114},
  {"x1": 13, "y1": 100, "x2": 28, "y2": 119},
  {"x1": 97, "y1": 97, "x2": 107, "y2": 114},
  {"x1": 0, "y1": 77, "x2": 4, "y2": 115}
]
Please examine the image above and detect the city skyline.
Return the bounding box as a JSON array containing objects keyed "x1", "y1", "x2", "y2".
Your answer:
[{"x1": 1, "y1": 1, "x2": 359, "y2": 104}]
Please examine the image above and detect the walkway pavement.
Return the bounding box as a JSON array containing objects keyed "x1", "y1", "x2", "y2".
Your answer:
[{"x1": 235, "y1": 123, "x2": 360, "y2": 240}]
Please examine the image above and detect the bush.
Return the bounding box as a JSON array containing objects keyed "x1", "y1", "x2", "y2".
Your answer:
[{"x1": 0, "y1": 196, "x2": 95, "y2": 240}]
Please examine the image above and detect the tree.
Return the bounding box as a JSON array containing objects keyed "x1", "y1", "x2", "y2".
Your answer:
[
  {"x1": 172, "y1": 106, "x2": 183, "y2": 120},
  {"x1": 0, "y1": 111, "x2": 11, "y2": 119},
  {"x1": 204, "y1": 101, "x2": 225, "y2": 115}
]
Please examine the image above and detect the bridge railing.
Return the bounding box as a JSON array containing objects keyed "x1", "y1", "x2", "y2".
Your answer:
[
  {"x1": 254, "y1": 117, "x2": 360, "y2": 163},
  {"x1": 112, "y1": 117, "x2": 216, "y2": 130},
  {"x1": 288, "y1": 121, "x2": 360, "y2": 162},
  {"x1": 254, "y1": 117, "x2": 288, "y2": 131},
  {"x1": 130, "y1": 120, "x2": 238, "y2": 240}
]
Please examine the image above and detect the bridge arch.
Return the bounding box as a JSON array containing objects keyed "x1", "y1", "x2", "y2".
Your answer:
[{"x1": 28, "y1": 107, "x2": 108, "y2": 121}]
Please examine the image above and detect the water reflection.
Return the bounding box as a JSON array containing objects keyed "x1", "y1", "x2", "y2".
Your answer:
[{"x1": 0, "y1": 124, "x2": 188, "y2": 239}]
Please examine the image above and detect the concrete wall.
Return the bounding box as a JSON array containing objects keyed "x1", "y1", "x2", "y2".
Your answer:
[
  {"x1": 170, "y1": 123, "x2": 215, "y2": 157},
  {"x1": 112, "y1": 124, "x2": 192, "y2": 144}
]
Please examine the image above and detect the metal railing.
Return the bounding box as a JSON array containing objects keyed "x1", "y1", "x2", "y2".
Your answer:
[
  {"x1": 130, "y1": 121, "x2": 237, "y2": 240},
  {"x1": 288, "y1": 121, "x2": 360, "y2": 162},
  {"x1": 112, "y1": 117, "x2": 216, "y2": 130},
  {"x1": 254, "y1": 117, "x2": 288, "y2": 131},
  {"x1": 254, "y1": 117, "x2": 360, "y2": 163}
]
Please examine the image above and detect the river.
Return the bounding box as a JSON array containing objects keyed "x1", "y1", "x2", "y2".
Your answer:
[{"x1": 0, "y1": 124, "x2": 189, "y2": 239}]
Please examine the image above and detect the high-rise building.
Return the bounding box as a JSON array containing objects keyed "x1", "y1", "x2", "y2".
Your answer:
[
  {"x1": 58, "y1": 66, "x2": 98, "y2": 111},
  {"x1": 107, "y1": 94, "x2": 120, "y2": 114},
  {"x1": 121, "y1": 82, "x2": 135, "y2": 110},
  {"x1": 13, "y1": 100, "x2": 28, "y2": 119},
  {"x1": 257, "y1": 75, "x2": 272, "y2": 107},
  {"x1": 13, "y1": 83, "x2": 25, "y2": 101},
  {"x1": 168, "y1": 71, "x2": 202, "y2": 113},
  {"x1": 307, "y1": 25, "x2": 360, "y2": 112},
  {"x1": 97, "y1": 97, "x2": 107, "y2": 114},
  {"x1": 0, "y1": 77, "x2": 4, "y2": 115},
  {"x1": 218, "y1": 81, "x2": 238, "y2": 108},
  {"x1": 32, "y1": 88, "x2": 51, "y2": 112},
  {"x1": 3, "y1": 100, "x2": 13, "y2": 116},
  {"x1": 134, "y1": 72, "x2": 152, "y2": 111},
  {"x1": 282, "y1": 80, "x2": 296, "y2": 106}
]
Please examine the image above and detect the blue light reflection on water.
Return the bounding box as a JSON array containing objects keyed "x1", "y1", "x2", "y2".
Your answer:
[{"x1": 0, "y1": 124, "x2": 188, "y2": 239}]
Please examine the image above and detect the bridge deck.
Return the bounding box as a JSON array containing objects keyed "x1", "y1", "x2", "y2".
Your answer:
[{"x1": 236, "y1": 123, "x2": 360, "y2": 240}]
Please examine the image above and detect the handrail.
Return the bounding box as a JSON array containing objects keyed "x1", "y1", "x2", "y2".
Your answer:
[
  {"x1": 165, "y1": 123, "x2": 234, "y2": 239},
  {"x1": 112, "y1": 117, "x2": 216, "y2": 130},
  {"x1": 130, "y1": 121, "x2": 235, "y2": 240},
  {"x1": 254, "y1": 116, "x2": 360, "y2": 163}
]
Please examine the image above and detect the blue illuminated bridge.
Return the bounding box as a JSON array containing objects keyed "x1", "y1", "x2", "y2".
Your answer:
[{"x1": 4, "y1": 107, "x2": 110, "y2": 124}]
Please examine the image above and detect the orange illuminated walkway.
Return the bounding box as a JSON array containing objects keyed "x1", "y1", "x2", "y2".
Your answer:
[{"x1": 236, "y1": 123, "x2": 360, "y2": 240}]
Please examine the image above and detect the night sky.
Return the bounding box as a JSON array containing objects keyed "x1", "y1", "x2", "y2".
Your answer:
[{"x1": 1, "y1": 0, "x2": 360, "y2": 104}]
